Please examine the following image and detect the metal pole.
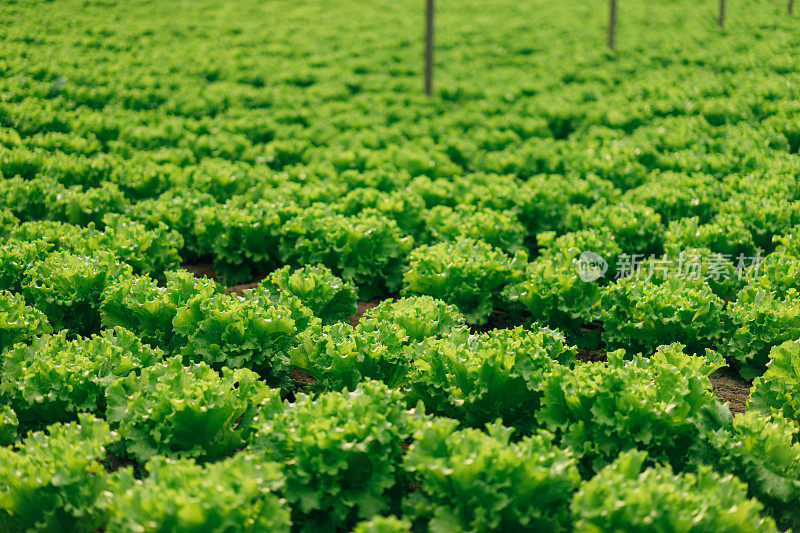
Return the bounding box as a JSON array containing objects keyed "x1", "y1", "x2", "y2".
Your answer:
[
  {"x1": 607, "y1": 0, "x2": 616, "y2": 50},
  {"x1": 424, "y1": 0, "x2": 434, "y2": 96},
  {"x1": 718, "y1": 0, "x2": 725, "y2": 27},
  {"x1": 790, "y1": 0, "x2": 794, "y2": 15}
]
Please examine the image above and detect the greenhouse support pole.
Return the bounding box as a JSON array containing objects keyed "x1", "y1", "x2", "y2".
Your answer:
[{"x1": 425, "y1": 0, "x2": 434, "y2": 96}]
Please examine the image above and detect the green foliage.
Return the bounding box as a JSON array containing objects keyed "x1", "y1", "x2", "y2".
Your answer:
[
  {"x1": 693, "y1": 411, "x2": 800, "y2": 530},
  {"x1": 173, "y1": 290, "x2": 297, "y2": 386},
  {"x1": 571, "y1": 450, "x2": 777, "y2": 533},
  {"x1": 538, "y1": 345, "x2": 726, "y2": 473},
  {"x1": 403, "y1": 237, "x2": 525, "y2": 325},
  {"x1": 126, "y1": 189, "x2": 216, "y2": 261},
  {"x1": 101, "y1": 269, "x2": 217, "y2": 350},
  {"x1": 0, "y1": 289, "x2": 51, "y2": 353},
  {"x1": 195, "y1": 200, "x2": 287, "y2": 285},
  {"x1": 106, "y1": 356, "x2": 279, "y2": 462},
  {"x1": 0, "y1": 327, "x2": 162, "y2": 425},
  {"x1": 0, "y1": 208, "x2": 18, "y2": 237},
  {"x1": 0, "y1": 415, "x2": 116, "y2": 533},
  {"x1": 421, "y1": 205, "x2": 526, "y2": 252},
  {"x1": 22, "y1": 250, "x2": 133, "y2": 336},
  {"x1": 99, "y1": 213, "x2": 183, "y2": 276},
  {"x1": 623, "y1": 171, "x2": 726, "y2": 224},
  {"x1": 600, "y1": 274, "x2": 728, "y2": 355},
  {"x1": 103, "y1": 271, "x2": 299, "y2": 386},
  {"x1": 404, "y1": 420, "x2": 580, "y2": 533},
  {"x1": 505, "y1": 257, "x2": 601, "y2": 340},
  {"x1": 575, "y1": 201, "x2": 665, "y2": 256},
  {"x1": 665, "y1": 214, "x2": 759, "y2": 258},
  {"x1": 252, "y1": 380, "x2": 424, "y2": 532},
  {"x1": 291, "y1": 296, "x2": 465, "y2": 391},
  {"x1": 0, "y1": 405, "x2": 17, "y2": 445},
  {"x1": 109, "y1": 454, "x2": 291, "y2": 533},
  {"x1": 724, "y1": 287, "x2": 800, "y2": 380},
  {"x1": 749, "y1": 339, "x2": 800, "y2": 427},
  {"x1": 280, "y1": 208, "x2": 413, "y2": 300},
  {"x1": 406, "y1": 326, "x2": 576, "y2": 431},
  {"x1": 352, "y1": 515, "x2": 412, "y2": 533},
  {"x1": 748, "y1": 251, "x2": 800, "y2": 298},
  {"x1": 268, "y1": 264, "x2": 358, "y2": 324},
  {"x1": 0, "y1": 240, "x2": 49, "y2": 293},
  {"x1": 359, "y1": 296, "x2": 466, "y2": 344}
]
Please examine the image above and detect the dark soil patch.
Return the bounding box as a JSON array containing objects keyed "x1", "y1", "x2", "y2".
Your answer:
[
  {"x1": 182, "y1": 262, "x2": 217, "y2": 281},
  {"x1": 226, "y1": 281, "x2": 260, "y2": 296},
  {"x1": 709, "y1": 365, "x2": 751, "y2": 414},
  {"x1": 290, "y1": 366, "x2": 316, "y2": 386},
  {"x1": 576, "y1": 348, "x2": 606, "y2": 363}
]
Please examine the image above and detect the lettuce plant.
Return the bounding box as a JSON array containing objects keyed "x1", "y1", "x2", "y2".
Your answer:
[
  {"x1": 665, "y1": 214, "x2": 758, "y2": 258},
  {"x1": 0, "y1": 327, "x2": 162, "y2": 425},
  {"x1": 749, "y1": 339, "x2": 800, "y2": 427},
  {"x1": 109, "y1": 454, "x2": 291, "y2": 533},
  {"x1": 406, "y1": 326, "x2": 576, "y2": 432},
  {"x1": 505, "y1": 257, "x2": 601, "y2": 341},
  {"x1": 600, "y1": 274, "x2": 728, "y2": 355},
  {"x1": 291, "y1": 296, "x2": 465, "y2": 391},
  {"x1": 538, "y1": 345, "x2": 726, "y2": 473},
  {"x1": 103, "y1": 271, "x2": 299, "y2": 387},
  {"x1": 101, "y1": 269, "x2": 217, "y2": 351},
  {"x1": 352, "y1": 515, "x2": 412, "y2": 533},
  {"x1": 571, "y1": 450, "x2": 777, "y2": 533},
  {"x1": 0, "y1": 290, "x2": 52, "y2": 353},
  {"x1": 22, "y1": 250, "x2": 133, "y2": 336},
  {"x1": 173, "y1": 291, "x2": 297, "y2": 387},
  {"x1": 748, "y1": 251, "x2": 800, "y2": 298},
  {"x1": 268, "y1": 264, "x2": 357, "y2": 324},
  {"x1": 404, "y1": 420, "x2": 580, "y2": 533},
  {"x1": 575, "y1": 201, "x2": 665, "y2": 256},
  {"x1": 99, "y1": 213, "x2": 183, "y2": 277},
  {"x1": 421, "y1": 204, "x2": 526, "y2": 252},
  {"x1": 0, "y1": 415, "x2": 116, "y2": 533},
  {"x1": 106, "y1": 356, "x2": 280, "y2": 462},
  {"x1": 403, "y1": 237, "x2": 525, "y2": 325},
  {"x1": 0, "y1": 240, "x2": 49, "y2": 293},
  {"x1": 195, "y1": 200, "x2": 286, "y2": 285},
  {"x1": 280, "y1": 208, "x2": 413, "y2": 300},
  {"x1": 358, "y1": 295, "x2": 466, "y2": 343},
  {"x1": 724, "y1": 287, "x2": 800, "y2": 379},
  {"x1": 693, "y1": 411, "x2": 800, "y2": 530},
  {"x1": 0, "y1": 405, "x2": 17, "y2": 445},
  {"x1": 125, "y1": 189, "x2": 216, "y2": 261},
  {"x1": 251, "y1": 380, "x2": 424, "y2": 532}
]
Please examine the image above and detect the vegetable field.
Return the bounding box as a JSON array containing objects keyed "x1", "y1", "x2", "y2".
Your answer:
[{"x1": 3, "y1": 0, "x2": 800, "y2": 530}]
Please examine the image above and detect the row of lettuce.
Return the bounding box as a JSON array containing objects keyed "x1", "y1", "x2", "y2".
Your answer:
[
  {"x1": 1, "y1": 330, "x2": 800, "y2": 531},
  {"x1": 3, "y1": 234, "x2": 800, "y2": 529},
  {"x1": 4, "y1": 191, "x2": 800, "y2": 380}
]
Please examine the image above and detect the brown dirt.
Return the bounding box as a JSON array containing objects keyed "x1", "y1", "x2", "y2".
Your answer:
[
  {"x1": 182, "y1": 262, "x2": 217, "y2": 281},
  {"x1": 290, "y1": 366, "x2": 316, "y2": 386},
  {"x1": 576, "y1": 348, "x2": 606, "y2": 363},
  {"x1": 709, "y1": 365, "x2": 751, "y2": 414},
  {"x1": 225, "y1": 282, "x2": 260, "y2": 296}
]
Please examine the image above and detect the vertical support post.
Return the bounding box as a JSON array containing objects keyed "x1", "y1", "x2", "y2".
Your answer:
[
  {"x1": 424, "y1": 0, "x2": 434, "y2": 96},
  {"x1": 790, "y1": 0, "x2": 794, "y2": 15},
  {"x1": 718, "y1": 0, "x2": 725, "y2": 27},
  {"x1": 607, "y1": 0, "x2": 617, "y2": 50}
]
